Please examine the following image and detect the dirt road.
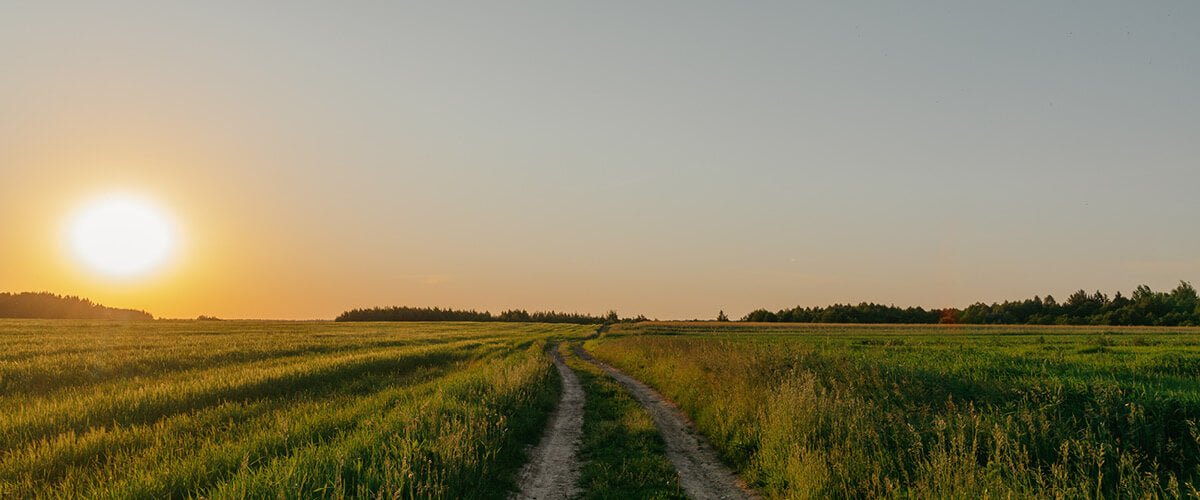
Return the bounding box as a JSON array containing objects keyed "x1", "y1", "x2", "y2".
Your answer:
[
  {"x1": 575, "y1": 345, "x2": 759, "y2": 500},
  {"x1": 513, "y1": 345, "x2": 585, "y2": 500}
]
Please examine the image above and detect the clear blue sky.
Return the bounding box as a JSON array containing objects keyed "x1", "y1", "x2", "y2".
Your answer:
[{"x1": 2, "y1": 2, "x2": 1198, "y2": 319}]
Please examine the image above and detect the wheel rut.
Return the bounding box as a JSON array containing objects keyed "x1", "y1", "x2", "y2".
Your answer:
[
  {"x1": 513, "y1": 344, "x2": 585, "y2": 500},
  {"x1": 574, "y1": 345, "x2": 759, "y2": 500}
]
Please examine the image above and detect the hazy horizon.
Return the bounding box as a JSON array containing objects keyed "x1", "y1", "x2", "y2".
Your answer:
[{"x1": 3, "y1": 2, "x2": 1198, "y2": 320}]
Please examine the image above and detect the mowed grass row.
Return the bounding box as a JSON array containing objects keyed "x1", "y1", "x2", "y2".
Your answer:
[
  {"x1": 589, "y1": 323, "x2": 1200, "y2": 499},
  {"x1": 0, "y1": 320, "x2": 557, "y2": 395},
  {"x1": 3, "y1": 345, "x2": 470, "y2": 491},
  {"x1": 1, "y1": 340, "x2": 489, "y2": 450},
  {"x1": 0, "y1": 320, "x2": 592, "y2": 498}
]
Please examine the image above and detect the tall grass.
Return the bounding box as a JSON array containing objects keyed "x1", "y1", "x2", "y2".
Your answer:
[
  {"x1": 0, "y1": 319, "x2": 590, "y2": 498},
  {"x1": 590, "y1": 324, "x2": 1200, "y2": 499}
]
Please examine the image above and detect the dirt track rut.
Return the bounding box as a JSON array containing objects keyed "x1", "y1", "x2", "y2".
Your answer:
[
  {"x1": 513, "y1": 345, "x2": 585, "y2": 500},
  {"x1": 574, "y1": 345, "x2": 758, "y2": 500}
]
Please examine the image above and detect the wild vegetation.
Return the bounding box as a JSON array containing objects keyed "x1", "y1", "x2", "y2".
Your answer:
[
  {"x1": 0, "y1": 319, "x2": 591, "y2": 498},
  {"x1": 336, "y1": 305, "x2": 647, "y2": 324},
  {"x1": 10, "y1": 315, "x2": 1200, "y2": 499},
  {"x1": 0, "y1": 292, "x2": 152, "y2": 321},
  {"x1": 743, "y1": 281, "x2": 1200, "y2": 326},
  {"x1": 589, "y1": 322, "x2": 1200, "y2": 499}
]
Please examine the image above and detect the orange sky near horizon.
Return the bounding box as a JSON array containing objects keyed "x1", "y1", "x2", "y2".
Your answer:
[{"x1": 3, "y1": 3, "x2": 1198, "y2": 320}]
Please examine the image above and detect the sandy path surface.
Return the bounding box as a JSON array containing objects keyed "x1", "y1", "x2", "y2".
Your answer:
[
  {"x1": 513, "y1": 345, "x2": 585, "y2": 500},
  {"x1": 575, "y1": 345, "x2": 759, "y2": 500}
]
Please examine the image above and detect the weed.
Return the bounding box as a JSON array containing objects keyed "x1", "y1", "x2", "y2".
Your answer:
[
  {"x1": 0, "y1": 319, "x2": 591, "y2": 498},
  {"x1": 591, "y1": 323, "x2": 1200, "y2": 499}
]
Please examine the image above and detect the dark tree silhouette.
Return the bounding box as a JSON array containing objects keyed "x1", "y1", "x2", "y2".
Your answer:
[
  {"x1": 738, "y1": 281, "x2": 1200, "y2": 326},
  {"x1": 0, "y1": 292, "x2": 153, "y2": 320},
  {"x1": 336, "y1": 306, "x2": 637, "y2": 324}
]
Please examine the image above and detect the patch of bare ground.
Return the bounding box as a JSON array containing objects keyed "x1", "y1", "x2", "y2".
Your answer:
[{"x1": 513, "y1": 345, "x2": 585, "y2": 500}]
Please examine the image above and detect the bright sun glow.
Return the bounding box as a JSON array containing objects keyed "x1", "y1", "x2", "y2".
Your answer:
[{"x1": 68, "y1": 195, "x2": 176, "y2": 278}]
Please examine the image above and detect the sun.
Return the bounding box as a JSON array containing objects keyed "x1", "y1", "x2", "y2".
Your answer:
[{"x1": 67, "y1": 194, "x2": 177, "y2": 278}]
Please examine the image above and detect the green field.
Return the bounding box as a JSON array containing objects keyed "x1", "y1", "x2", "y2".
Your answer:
[
  {"x1": 0, "y1": 319, "x2": 591, "y2": 498},
  {"x1": 587, "y1": 323, "x2": 1200, "y2": 498},
  {"x1": 7, "y1": 319, "x2": 1200, "y2": 499}
]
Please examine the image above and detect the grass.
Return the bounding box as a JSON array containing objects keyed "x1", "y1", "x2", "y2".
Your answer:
[
  {"x1": 559, "y1": 343, "x2": 685, "y2": 500},
  {"x1": 588, "y1": 323, "x2": 1200, "y2": 499},
  {"x1": 0, "y1": 319, "x2": 592, "y2": 499},
  {"x1": 16, "y1": 318, "x2": 1195, "y2": 498}
]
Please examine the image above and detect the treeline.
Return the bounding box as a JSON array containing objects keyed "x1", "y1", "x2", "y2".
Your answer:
[
  {"x1": 953, "y1": 282, "x2": 1200, "y2": 326},
  {"x1": 335, "y1": 306, "x2": 647, "y2": 324},
  {"x1": 0, "y1": 292, "x2": 154, "y2": 321},
  {"x1": 742, "y1": 281, "x2": 1200, "y2": 326},
  {"x1": 743, "y1": 303, "x2": 940, "y2": 324}
]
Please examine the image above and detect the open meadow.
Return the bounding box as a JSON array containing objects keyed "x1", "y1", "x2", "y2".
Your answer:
[
  {"x1": 587, "y1": 323, "x2": 1200, "y2": 499},
  {"x1": 7, "y1": 319, "x2": 1200, "y2": 499},
  {"x1": 0, "y1": 319, "x2": 592, "y2": 498}
]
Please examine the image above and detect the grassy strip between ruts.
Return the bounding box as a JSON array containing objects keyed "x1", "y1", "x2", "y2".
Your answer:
[{"x1": 560, "y1": 343, "x2": 685, "y2": 500}]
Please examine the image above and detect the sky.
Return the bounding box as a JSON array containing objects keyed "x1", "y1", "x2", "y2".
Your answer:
[{"x1": 2, "y1": 2, "x2": 1198, "y2": 320}]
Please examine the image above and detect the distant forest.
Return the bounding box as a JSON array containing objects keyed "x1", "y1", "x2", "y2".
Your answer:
[
  {"x1": 335, "y1": 306, "x2": 647, "y2": 324},
  {"x1": 0, "y1": 292, "x2": 154, "y2": 321},
  {"x1": 743, "y1": 281, "x2": 1200, "y2": 327}
]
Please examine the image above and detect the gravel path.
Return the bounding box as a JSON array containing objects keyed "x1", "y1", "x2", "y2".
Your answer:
[
  {"x1": 574, "y1": 345, "x2": 759, "y2": 500},
  {"x1": 513, "y1": 345, "x2": 585, "y2": 500}
]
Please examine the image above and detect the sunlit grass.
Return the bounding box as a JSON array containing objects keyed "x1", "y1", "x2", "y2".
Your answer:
[
  {"x1": 590, "y1": 323, "x2": 1200, "y2": 499},
  {"x1": 0, "y1": 319, "x2": 590, "y2": 498}
]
